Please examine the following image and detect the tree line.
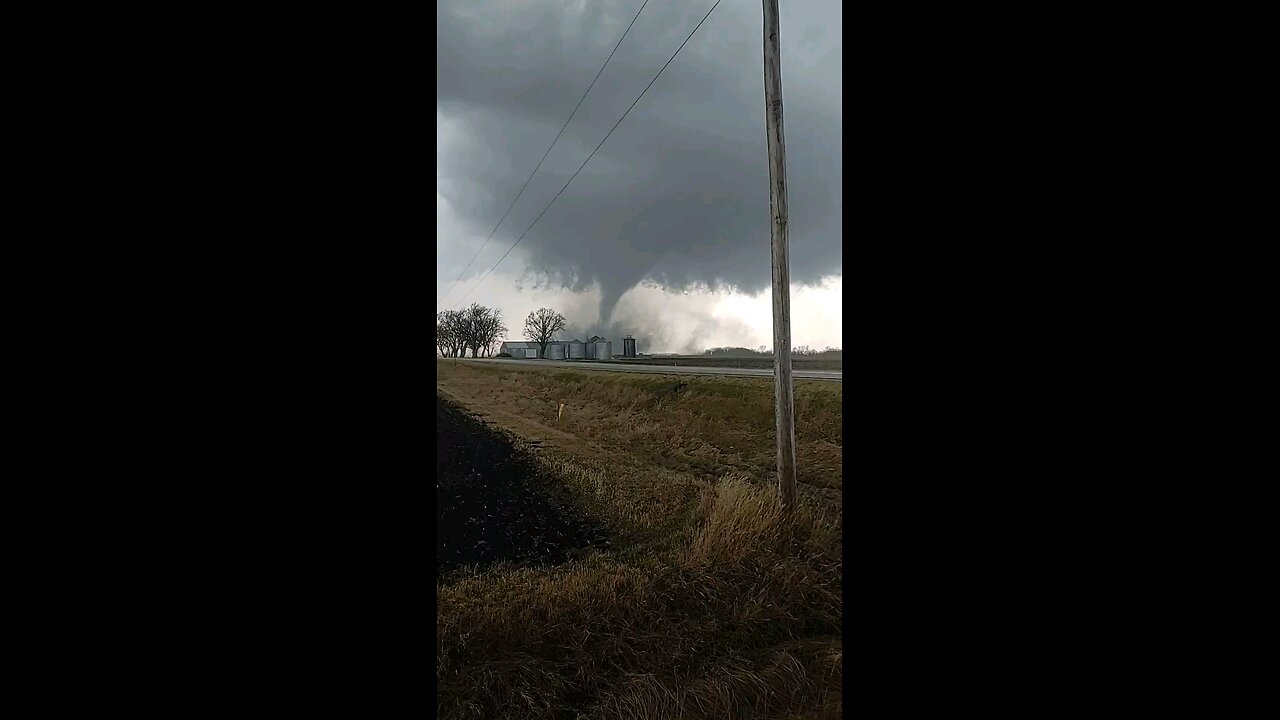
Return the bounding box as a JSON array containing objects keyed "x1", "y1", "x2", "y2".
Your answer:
[
  {"x1": 437, "y1": 304, "x2": 506, "y2": 357},
  {"x1": 437, "y1": 306, "x2": 572, "y2": 359},
  {"x1": 704, "y1": 345, "x2": 842, "y2": 357},
  {"x1": 437, "y1": 305, "x2": 839, "y2": 360}
]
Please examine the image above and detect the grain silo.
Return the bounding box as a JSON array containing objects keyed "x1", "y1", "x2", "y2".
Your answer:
[
  {"x1": 549, "y1": 343, "x2": 565, "y2": 360},
  {"x1": 567, "y1": 340, "x2": 586, "y2": 359},
  {"x1": 585, "y1": 336, "x2": 611, "y2": 361},
  {"x1": 623, "y1": 335, "x2": 636, "y2": 358}
]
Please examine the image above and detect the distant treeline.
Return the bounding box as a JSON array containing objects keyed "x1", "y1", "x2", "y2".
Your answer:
[{"x1": 703, "y1": 345, "x2": 842, "y2": 358}]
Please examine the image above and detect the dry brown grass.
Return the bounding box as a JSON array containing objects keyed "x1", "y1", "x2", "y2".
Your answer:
[
  {"x1": 437, "y1": 361, "x2": 842, "y2": 491},
  {"x1": 609, "y1": 356, "x2": 843, "y2": 372},
  {"x1": 437, "y1": 363, "x2": 843, "y2": 719}
]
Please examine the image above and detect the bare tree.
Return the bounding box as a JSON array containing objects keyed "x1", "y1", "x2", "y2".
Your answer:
[
  {"x1": 523, "y1": 308, "x2": 567, "y2": 359},
  {"x1": 437, "y1": 311, "x2": 457, "y2": 357},
  {"x1": 437, "y1": 310, "x2": 464, "y2": 357},
  {"x1": 439, "y1": 310, "x2": 468, "y2": 357},
  {"x1": 476, "y1": 307, "x2": 505, "y2": 357},
  {"x1": 460, "y1": 303, "x2": 482, "y2": 357}
]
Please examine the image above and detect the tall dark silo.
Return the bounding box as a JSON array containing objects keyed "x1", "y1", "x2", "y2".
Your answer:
[{"x1": 623, "y1": 335, "x2": 637, "y2": 358}]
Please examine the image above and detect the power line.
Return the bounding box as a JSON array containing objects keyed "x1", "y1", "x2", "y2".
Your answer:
[
  {"x1": 450, "y1": 0, "x2": 722, "y2": 309},
  {"x1": 436, "y1": 0, "x2": 652, "y2": 309}
]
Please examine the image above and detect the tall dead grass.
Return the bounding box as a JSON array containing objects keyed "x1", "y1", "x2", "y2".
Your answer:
[
  {"x1": 437, "y1": 448, "x2": 842, "y2": 719},
  {"x1": 437, "y1": 364, "x2": 842, "y2": 717},
  {"x1": 437, "y1": 363, "x2": 842, "y2": 490}
]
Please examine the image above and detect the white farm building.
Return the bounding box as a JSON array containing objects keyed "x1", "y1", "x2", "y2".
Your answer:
[{"x1": 498, "y1": 341, "x2": 542, "y2": 359}]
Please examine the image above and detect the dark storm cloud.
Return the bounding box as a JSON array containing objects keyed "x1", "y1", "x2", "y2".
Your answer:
[{"x1": 437, "y1": 0, "x2": 842, "y2": 322}]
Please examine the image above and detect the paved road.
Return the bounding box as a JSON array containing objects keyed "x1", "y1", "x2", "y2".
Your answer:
[{"x1": 441, "y1": 357, "x2": 842, "y2": 382}]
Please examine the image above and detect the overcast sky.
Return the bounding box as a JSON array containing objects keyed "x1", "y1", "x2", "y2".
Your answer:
[{"x1": 437, "y1": 0, "x2": 842, "y2": 354}]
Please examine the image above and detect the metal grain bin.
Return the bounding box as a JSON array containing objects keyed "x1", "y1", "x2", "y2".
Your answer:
[
  {"x1": 549, "y1": 343, "x2": 565, "y2": 360},
  {"x1": 594, "y1": 341, "x2": 611, "y2": 360},
  {"x1": 568, "y1": 341, "x2": 586, "y2": 359},
  {"x1": 623, "y1": 336, "x2": 636, "y2": 358}
]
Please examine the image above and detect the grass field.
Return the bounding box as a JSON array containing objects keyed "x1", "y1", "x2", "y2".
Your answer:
[
  {"x1": 438, "y1": 361, "x2": 842, "y2": 491},
  {"x1": 437, "y1": 362, "x2": 842, "y2": 719},
  {"x1": 609, "y1": 356, "x2": 843, "y2": 372}
]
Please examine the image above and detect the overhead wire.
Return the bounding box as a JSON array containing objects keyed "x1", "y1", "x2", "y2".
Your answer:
[
  {"x1": 436, "y1": 0, "x2": 652, "y2": 309},
  {"x1": 449, "y1": 0, "x2": 722, "y2": 309}
]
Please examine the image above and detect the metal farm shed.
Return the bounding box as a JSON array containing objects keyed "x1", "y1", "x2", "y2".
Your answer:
[{"x1": 499, "y1": 341, "x2": 541, "y2": 359}]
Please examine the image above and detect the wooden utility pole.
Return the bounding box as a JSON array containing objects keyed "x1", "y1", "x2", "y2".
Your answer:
[{"x1": 762, "y1": 0, "x2": 797, "y2": 509}]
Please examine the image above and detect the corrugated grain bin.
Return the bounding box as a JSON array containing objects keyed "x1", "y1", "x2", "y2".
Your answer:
[
  {"x1": 549, "y1": 344, "x2": 565, "y2": 360},
  {"x1": 594, "y1": 341, "x2": 611, "y2": 360},
  {"x1": 568, "y1": 341, "x2": 585, "y2": 359}
]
